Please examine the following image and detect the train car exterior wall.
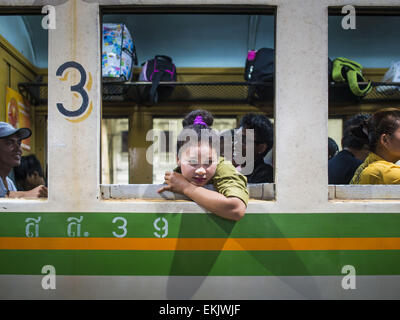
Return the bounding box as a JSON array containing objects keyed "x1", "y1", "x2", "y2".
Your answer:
[{"x1": 1, "y1": 0, "x2": 400, "y2": 299}]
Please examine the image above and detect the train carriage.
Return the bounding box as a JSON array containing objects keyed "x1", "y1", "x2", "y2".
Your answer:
[{"x1": 1, "y1": 0, "x2": 400, "y2": 300}]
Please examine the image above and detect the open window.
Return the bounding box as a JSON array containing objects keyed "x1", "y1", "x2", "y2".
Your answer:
[
  {"x1": 100, "y1": 6, "x2": 276, "y2": 201},
  {"x1": 0, "y1": 9, "x2": 48, "y2": 200},
  {"x1": 328, "y1": 7, "x2": 400, "y2": 200}
]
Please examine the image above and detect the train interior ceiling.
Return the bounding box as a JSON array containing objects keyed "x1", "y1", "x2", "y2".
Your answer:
[{"x1": 1, "y1": 9, "x2": 400, "y2": 186}]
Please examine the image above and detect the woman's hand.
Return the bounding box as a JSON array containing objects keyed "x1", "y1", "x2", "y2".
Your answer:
[
  {"x1": 157, "y1": 172, "x2": 245, "y2": 221},
  {"x1": 24, "y1": 185, "x2": 48, "y2": 198},
  {"x1": 157, "y1": 172, "x2": 192, "y2": 195},
  {"x1": 8, "y1": 185, "x2": 48, "y2": 198}
]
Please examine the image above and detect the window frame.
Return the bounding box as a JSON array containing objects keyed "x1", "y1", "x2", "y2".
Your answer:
[
  {"x1": 328, "y1": 6, "x2": 400, "y2": 201},
  {"x1": 99, "y1": 5, "x2": 277, "y2": 203}
]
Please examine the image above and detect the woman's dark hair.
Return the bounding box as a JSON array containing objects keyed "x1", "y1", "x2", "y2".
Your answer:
[
  {"x1": 351, "y1": 108, "x2": 400, "y2": 152},
  {"x1": 341, "y1": 113, "x2": 371, "y2": 150},
  {"x1": 182, "y1": 109, "x2": 214, "y2": 128},
  {"x1": 219, "y1": 129, "x2": 235, "y2": 158},
  {"x1": 177, "y1": 109, "x2": 218, "y2": 157},
  {"x1": 239, "y1": 113, "x2": 274, "y2": 154},
  {"x1": 14, "y1": 155, "x2": 44, "y2": 182},
  {"x1": 328, "y1": 137, "x2": 339, "y2": 159}
]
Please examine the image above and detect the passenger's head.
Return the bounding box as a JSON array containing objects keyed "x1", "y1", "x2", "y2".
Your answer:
[
  {"x1": 14, "y1": 154, "x2": 45, "y2": 191},
  {"x1": 177, "y1": 110, "x2": 219, "y2": 187},
  {"x1": 328, "y1": 137, "x2": 339, "y2": 160},
  {"x1": 239, "y1": 113, "x2": 273, "y2": 159},
  {"x1": 341, "y1": 113, "x2": 371, "y2": 160},
  {"x1": 352, "y1": 108, "x2": 400, "y2": 161},
  {"x1": 182, "y1": 109, "x2": 214, "y2": 128},
  {"x1": 0, "y1": 122, "x2": 31, "y2": 172},
  {"x1": 219, "y1": 128, "x2": 235, "y2": 162}
]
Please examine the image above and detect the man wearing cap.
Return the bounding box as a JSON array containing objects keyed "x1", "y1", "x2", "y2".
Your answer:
[{"x1": 0, "y1": 122, "x2": 47, "y2": 198}]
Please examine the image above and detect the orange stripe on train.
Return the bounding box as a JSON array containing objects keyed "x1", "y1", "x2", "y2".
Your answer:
[{"x1": 1, "y1": 237, "x2": 400, "y2": 251}]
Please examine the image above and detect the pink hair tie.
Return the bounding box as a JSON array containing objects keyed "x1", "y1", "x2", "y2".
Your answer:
[
  {"x1": 193, "y1": 115, "x2": 207, "y2": 126},
  {"x1": 247, "y1": 50, "x2": 257, "y2": 61}
]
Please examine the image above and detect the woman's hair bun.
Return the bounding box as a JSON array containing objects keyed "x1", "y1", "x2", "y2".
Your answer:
[
  {"x1": 349, "y1": 122, "x2": 369, "y2": 141},
  {"x1": 182, "y1": 109, "x2": 214, "y2": 127}
]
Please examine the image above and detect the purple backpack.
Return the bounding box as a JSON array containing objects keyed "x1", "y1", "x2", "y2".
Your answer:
[{"x1": 139, "y1": 55, "x2": 177, "y2": 104}]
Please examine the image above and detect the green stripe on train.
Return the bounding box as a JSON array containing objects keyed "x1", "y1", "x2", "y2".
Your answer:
[
  {"x1": 0, "y1": 249, "x2": 399, "y2": 276},
  {"x1": 1, "y1": 213, "x2": 400, "y2": 238}
]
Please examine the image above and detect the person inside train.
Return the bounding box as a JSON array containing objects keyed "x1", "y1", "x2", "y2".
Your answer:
[
  {"x1": 351, "y1": 108, "x2": 400, "y2": 184},
  {"x1": 158, "y1": 110, "x2": 248, "y2": 221},
  {"x1": 219, "y1": 128, "x2": 237, "y2": 167},
  {"x1": 0, "y1": 122, "x2": 48, "y2": 198},
  {"x1": 236, "y1": 113, "x2": 274, "y2": 183},
  {"x1": 328, "y1": 137, "x2": 339, "y2": 160},
  {"x1": 329, "y1": 113, "x2": 371, "y2": 184},
  {"x1": 14, "y1": 154, "x2": 46, "y2": 191}
]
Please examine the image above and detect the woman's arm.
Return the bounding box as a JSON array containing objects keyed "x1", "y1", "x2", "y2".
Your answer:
[
  {"x1": 183, "y1": 183, "x2": 246, "y2": 221},
  {"x1": 158, "y1": 172, "x2": 246, "y2": 221},
  {"x1": 8, "y1": 185, "x2": 48, "y2": 198}
]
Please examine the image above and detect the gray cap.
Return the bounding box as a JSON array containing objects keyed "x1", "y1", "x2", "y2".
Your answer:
[{"x1": 0, "y1": 122, "x2": 31, "y2": 140}]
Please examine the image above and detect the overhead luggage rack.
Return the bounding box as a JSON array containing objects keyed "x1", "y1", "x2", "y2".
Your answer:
[
  {"x1": 329, "y1": 82, "x2": 400, "y2": 103},
  {"x1": 363, "y1": 82, "x2": 400, "y2": 102},
  {"x1": 18, "y1": 81, "x2": 275, "y2": 105},
  {"x1": 18, "y1": 82, "x2": 47, "y2": 106},
  {"x1": 102, "y1": 81, "x2": 274, "y2": 104},
  {"x1": 17, "y1": 81, "x2": 400, "y2": 106}
]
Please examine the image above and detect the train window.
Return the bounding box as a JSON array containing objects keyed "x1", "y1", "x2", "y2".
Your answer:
[
  {"x1": 328, "y1": 8, "x2": 400, "y2": 199},
  {"x1": 0, "y1": 11, "x2": 48, "y2": 201},
  {"x1": 328, "y1": 118, "x2": 343, "y2": 157},
  {"x1": 100, "y1": 7, "x2": 276, "y2": 203},
  {"x1": 102, "y1": 117, "x2": 129, "y2": 184}
]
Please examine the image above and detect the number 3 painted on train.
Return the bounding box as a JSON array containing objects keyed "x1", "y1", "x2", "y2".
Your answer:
[
  {"x1": 112, "y1": 217, "x2": 128, "y2": 238},
  {"x1": 56, "y1": 61, "x2": 89, "y2": 117}
]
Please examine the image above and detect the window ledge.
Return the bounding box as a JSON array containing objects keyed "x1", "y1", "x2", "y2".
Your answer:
[
  {"x1": 100, "y1": 183, "x2": 274, "y2": 201},
  {"x1": 329, "y1": 185, "x2": 400, "y2": 200}
]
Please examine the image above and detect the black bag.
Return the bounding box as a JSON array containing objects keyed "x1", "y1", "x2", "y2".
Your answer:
[
  {"x1": 244, "y1": 48, "x2": 274, "y2": 102},
  {"x1": 139, "y1": 55, "x2": 177, "y2": 104}
]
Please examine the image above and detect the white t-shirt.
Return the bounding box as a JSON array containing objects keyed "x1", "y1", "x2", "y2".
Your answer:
[
  {"x1": 0, "y1": 176, "x2": 17, "y2": 198},
  {"x1": 264, "y1": 149, "x2": 273, "y2": 166}
]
